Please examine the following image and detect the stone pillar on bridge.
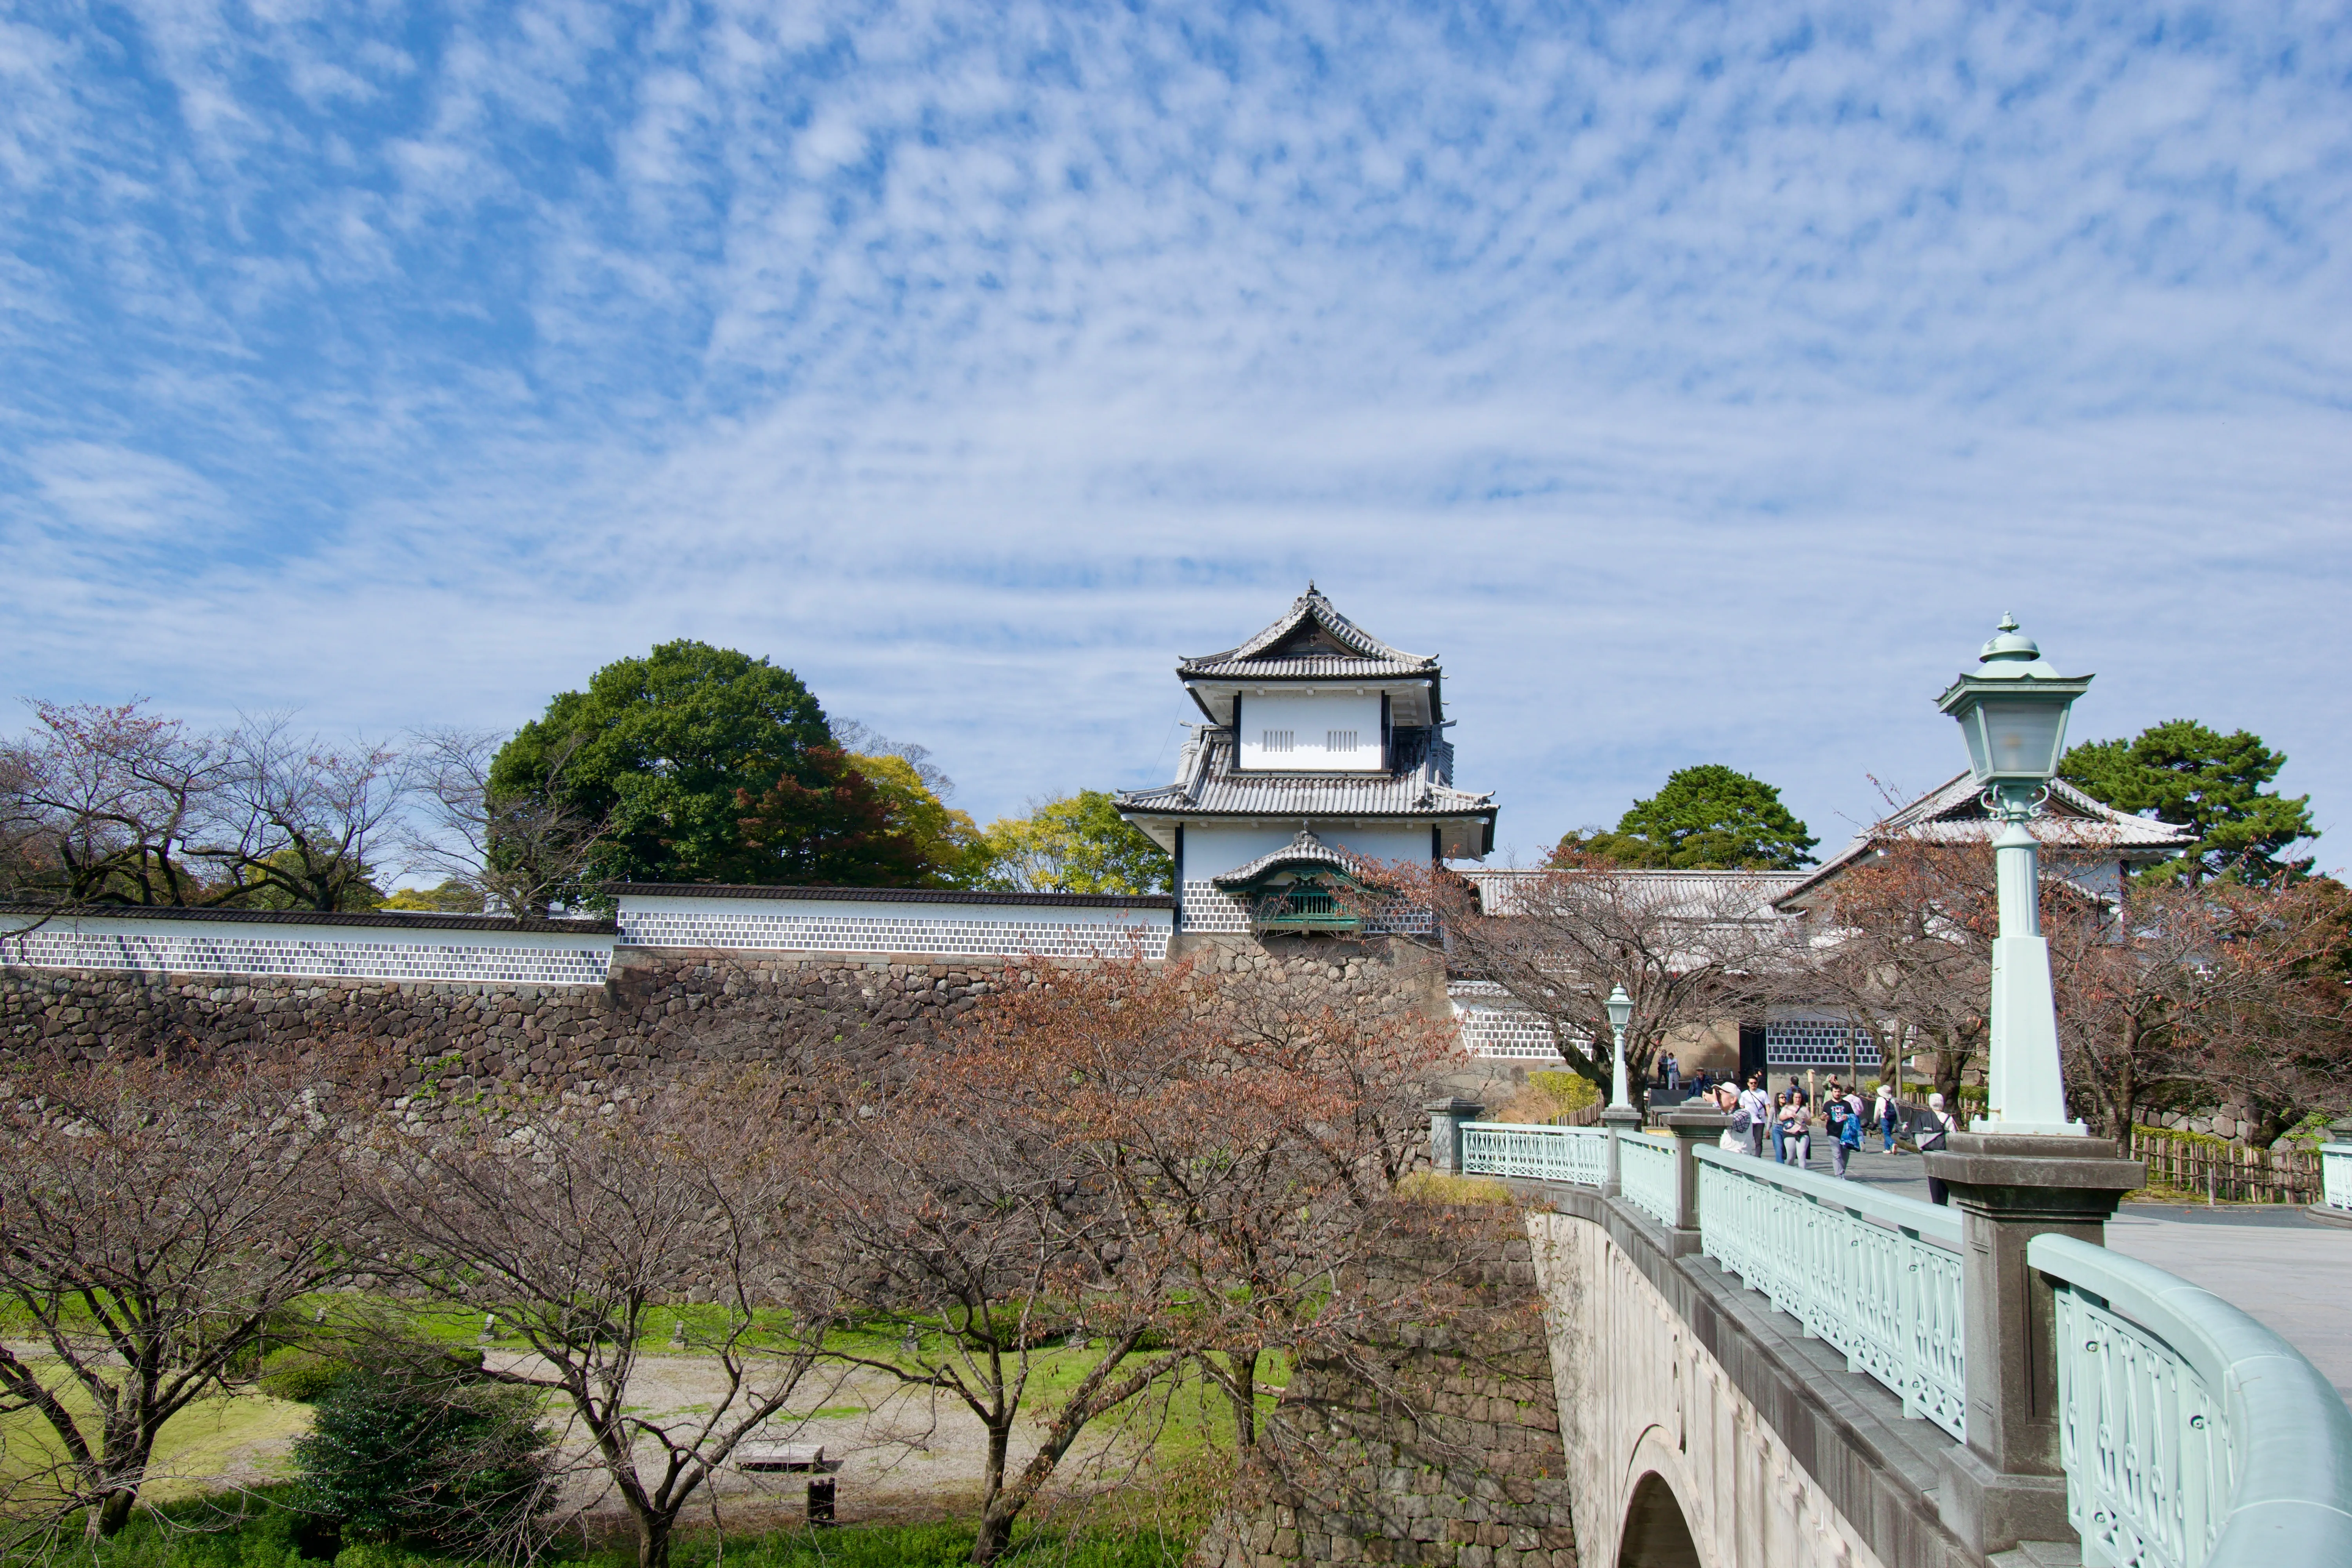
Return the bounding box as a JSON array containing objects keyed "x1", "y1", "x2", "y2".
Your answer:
[
  {"x1": 1423, "y1": 1097, "x2": 1483, "y2": 1174},
  {"x1": 1660, "y1": 1106, "x2": 1729, "y2": 1258},
  {"x1": 1925, "y1": 1133, "x2": 2144, "y2": 1559},
  {"x1": 1599, "y1": 1102, "x2": 1642, "y2": 1196}
]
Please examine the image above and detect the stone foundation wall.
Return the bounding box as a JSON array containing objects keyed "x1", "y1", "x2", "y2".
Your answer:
[
  {"x1": 1194, "y1": 1203, "x2": 1577, "y2": 1568},
  {"x1": 2, "y1": 935, "x2": 1514, "y2": 1112},
  {"x1": 0, "y1": 946, "x2": 1008, "y2": 1109}
]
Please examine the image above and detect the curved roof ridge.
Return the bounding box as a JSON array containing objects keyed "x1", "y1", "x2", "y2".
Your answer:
[{"x1": 1181, "y1": 586, "x2": 1434, "y2": 671}]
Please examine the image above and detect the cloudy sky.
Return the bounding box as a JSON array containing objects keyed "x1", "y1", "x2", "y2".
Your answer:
[{"x1": 4, "y1": 1, "x2": 2348, "y2": 867}]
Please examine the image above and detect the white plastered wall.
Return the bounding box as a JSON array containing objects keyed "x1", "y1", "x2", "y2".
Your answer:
[{"x1": 1234, "y1": 693, "x2": 1383, "y2": 771}]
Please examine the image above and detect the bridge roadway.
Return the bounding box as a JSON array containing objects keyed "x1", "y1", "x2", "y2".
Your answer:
[{"x1": 1828, "y1": 1146, "x2": 2352, "y2": 1406}]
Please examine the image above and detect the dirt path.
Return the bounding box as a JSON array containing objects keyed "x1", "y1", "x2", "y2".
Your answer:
[{"x1": 484, "y1": 1349, "x2": 1155, "y2": 1530}]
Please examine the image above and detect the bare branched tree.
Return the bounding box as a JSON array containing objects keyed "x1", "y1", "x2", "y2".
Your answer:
[
  {"x1": 0, "y1": 1051, "x2": 354, "y2": 1547},
  {"x1": 346, "y1": 1071, "x2": 837, "y2": 1568},
  {"x1": 2113, "y1": 877, "x2": 2352, "y2": 1145},
  {"x1": 1076, "y1": 959, "x2": 1458, "y2": 1450},
  {"x1": 0, "y1": 700, "x2": 227, "y2": 914},
  {"x1": 1784, "y1": 839, "x2": 2000, "y2": 1106},
  {"x1": 402, "y1": 727, "x2": 606, "y2": 916},
  {"x1": 186, "y1": 714, "x2": 408, "y2": 911},
  {"x1": 1372, "y1": 858, "x2": 1787, "y2": 1108}
]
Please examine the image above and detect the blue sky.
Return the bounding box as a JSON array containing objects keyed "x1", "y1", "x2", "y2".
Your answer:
[{"x1": 5, "y1": 1, "x2": 2349, "y2": 868}]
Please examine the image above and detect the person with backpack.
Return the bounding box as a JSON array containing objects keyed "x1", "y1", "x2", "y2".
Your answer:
[
  {"x1": 1875, "y1": 1081, "x2": 1898, "y2": 1153},
  {"x1": 1919, "y1": 1092, "x2": 1957, "y2": 1204},
  {"x1": 1826, "y1": 1089, "x2": 1863, "y2": 1178}
]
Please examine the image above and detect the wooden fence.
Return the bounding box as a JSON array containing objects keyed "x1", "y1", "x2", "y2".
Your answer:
[{"x1": 2129, "y1": 1127, "x2": 2321, "y2": 1203}]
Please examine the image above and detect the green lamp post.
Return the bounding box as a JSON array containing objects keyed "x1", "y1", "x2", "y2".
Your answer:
[
  {"x1": 1605, "y1": 984, "x2": 1635, "y2": 1112},
  {"x1": 1935, "y1": 615, "x2": 2092, "y2": 1136}
]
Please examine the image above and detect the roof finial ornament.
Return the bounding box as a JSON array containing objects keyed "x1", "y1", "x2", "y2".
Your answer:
[
  {"x1": 1307, "y1": 579, "x2": 1319, "y2": 595},
  {"x1": 1979, "y1": 613, "x2": 2042, "y2": 665}
]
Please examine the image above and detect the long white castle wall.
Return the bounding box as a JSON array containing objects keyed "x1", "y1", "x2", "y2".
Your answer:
[
  {"x1": 1, "y1": 889, "x2": 1177, "y2": 985},
  {"x1": 615, "y1": 892, "x2": 1172, "y2": 960},
  {"x1": 0, "y1": 912, "x2": 614, "y2": 987}
]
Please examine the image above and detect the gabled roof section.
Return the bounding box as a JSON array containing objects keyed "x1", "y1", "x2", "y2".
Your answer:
[
  {"x1": 1177, "y1": 586, "x2": 1438, "y2": 680},
  {"x1": 1210, "y1": 829, "x2": 1376, "y2": 889},
  {"x1": 1463, "y1": 869, "x2": 1806, "y2": 922},
  {"x1": 1773, "y1": 772, "x2": 2193, "y2": 911},
  {"x1": 1115, "y1": 729, "x2": 1495, "y2": 823}
]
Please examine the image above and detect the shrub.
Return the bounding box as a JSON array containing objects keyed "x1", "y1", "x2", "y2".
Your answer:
[
  {"x1": 290, "y1": 1361, "x2": 554, "y2": 1555},
  {"x1": 258, "y1": 1347, "x2": 354, "y2": 1404},
  {"x1": 1394, "y1": 1171, "x2": 1515, "y2": 1206},
  {"x1": 1495, "y1": 1069, "x2": 1599, "y2": 1125}
]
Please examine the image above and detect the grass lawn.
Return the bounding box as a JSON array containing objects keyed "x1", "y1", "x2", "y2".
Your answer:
[
  {"x1": 21, "y1": 1485, "x2": 1203, "y2": 1568},
  {"x1": 0, "y1": 1365, "x2": 312, "y2": 1508}
]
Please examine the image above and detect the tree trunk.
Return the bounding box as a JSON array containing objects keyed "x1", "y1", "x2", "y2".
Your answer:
[
  {"x1": 1226, "y1": 1347, "x2": 1259, "y2": 1449},
  {"x1": 631, "y1": 1506, "x2": 674, "y2": 1568},
  {"x1": 968, "y1": 1417, "x2": 1014, "y2": 1565},
  {"x1": 2107, "y1": 1053, "x2": 2138, "y2": 1145},
  {"x1": 88, "y1": 1486, "x2": 138, "y2": 1540}
]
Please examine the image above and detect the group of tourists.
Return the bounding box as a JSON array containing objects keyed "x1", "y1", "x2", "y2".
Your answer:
[{"x1": 1706, "y1": 1071, "x2": 1962, "y2": 1196}]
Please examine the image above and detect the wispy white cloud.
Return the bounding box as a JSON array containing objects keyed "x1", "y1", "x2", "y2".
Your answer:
[{"x1": 3, "y1": 0, "x2": 2349, "y2": 858}]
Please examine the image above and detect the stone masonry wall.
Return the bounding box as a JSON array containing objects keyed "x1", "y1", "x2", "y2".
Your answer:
[
  {"x1": 0, "y1": 946, "x2": 1010, "y2": 1111},
  {"x1": 2, "y1": 935, "x2": 1497, "y2": 1114},
  {"x1": 1194, "y1": 1203, "x2": 1576, "y2": 1568}
]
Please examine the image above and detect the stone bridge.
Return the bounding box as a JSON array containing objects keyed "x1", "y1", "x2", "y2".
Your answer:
[{"x1": 1208, "y1": 1110, "x2": 2352, "y2": 1568}]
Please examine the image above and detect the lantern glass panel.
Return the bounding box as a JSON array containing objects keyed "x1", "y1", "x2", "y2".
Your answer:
[
  {"x1": 1977, "y1": 699, "x2": 2067, "y2": 780},
  {"x1": 1960, "y1": 709, "x2": 1994, "y2": 783}
]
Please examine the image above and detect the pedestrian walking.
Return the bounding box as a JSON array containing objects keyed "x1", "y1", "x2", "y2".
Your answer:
[
  {"x1": 1827, "y1": 1090, "x2": 1862, "y2": 1178},
  {"x1": 1665, "y1": 1053, "x2": 1681, "y2": 1094},
  {"x1": 1713, "y1": 1082, "x2": 1754, "y2": 1154},
  {"x1": 1779, "y1": 1092, "x2": 1811, "y2": 1168},
  {"x1": 1740, "y1": 1073, "x2": 1769, "y2": 1158},
  {"x1": 1920, "y1": 1092, "x2": 1957, "y2": 1204},
  {"x1": 1875, "y1": 1081, "x2": 1897, "y2": 1153}
]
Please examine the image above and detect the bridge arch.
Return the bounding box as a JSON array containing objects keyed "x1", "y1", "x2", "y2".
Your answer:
[{"x1": 1618, "y1": 1471, "x2": 1702, "y2": 1568}]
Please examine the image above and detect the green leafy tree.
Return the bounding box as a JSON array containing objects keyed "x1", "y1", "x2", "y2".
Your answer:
[
  {"x1": 2061, "y1": 720, "x2": 2316, "y2": 885},
  {"x1": 1554, "y1": 764, "x2": 1816, "y2": 870},
  {"x1": 979, "y1": 791, "x2": 1171, "y2": 894},
  {"x1": 490, "y1": 642, "x2": 832, "y2": 888}
]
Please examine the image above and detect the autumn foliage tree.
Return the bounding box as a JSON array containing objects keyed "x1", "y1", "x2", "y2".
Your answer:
[{"x1": 795, "y1": 950, "x2": 1455, "y2": 1564}]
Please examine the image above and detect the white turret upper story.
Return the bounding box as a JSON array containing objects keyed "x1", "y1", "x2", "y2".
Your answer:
[{"x1": 1116, "y1": 587, "x2": 1496, "y2": 934}]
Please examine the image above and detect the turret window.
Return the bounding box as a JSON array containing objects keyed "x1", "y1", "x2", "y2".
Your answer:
[
  {"x1": 1261, "y1": 730, "x2": 1295, "y2": 753},
  {"x1": 1328, "y1": 729, "x2": 1359, "y2": 753}
]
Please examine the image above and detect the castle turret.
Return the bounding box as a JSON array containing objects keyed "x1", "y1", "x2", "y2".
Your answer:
[{"x1": 1116, "y1": 586, "x2": 1496, "y2": 935}]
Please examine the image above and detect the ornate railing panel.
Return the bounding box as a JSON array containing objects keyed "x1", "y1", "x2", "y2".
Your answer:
[
  {"x1": 2031, "y1": 1234, "x2": 2352, "y2": 1568},
  {"x1": 2320, "y1": 1144, "x2": 2352, "y2": 1214},
  {"x1": 1694, "y1": 1146, "x2": 1967, "y2": 1441},
  {"x1": 1459, "y1": 1122, "x2": 1609, "y2": 1187},
  {"x1": 1619, "y1": 1131, "x2": 1678, "y2": 1227}
]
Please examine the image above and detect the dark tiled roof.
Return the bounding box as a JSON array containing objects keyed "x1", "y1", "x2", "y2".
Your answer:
[
  {"x1": 606, "y1": 882, "x2": 1173, "y2": 910},
  {"x1": 1211, "y1": 830, "x2": 1375, "y2": 888},
  {"x1": 1116, "y1": 729, "x2": 1495, "y2": 820},
  {"x1": 1177, "y1": 588, "x2": 1437, "y2": 680},
  {"x1": 0, "y1": 903, "x2": 616, "y2": 935},
  {"x1": 1773, "y1": 772, "x2": 2193, "y2": 909}
]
